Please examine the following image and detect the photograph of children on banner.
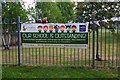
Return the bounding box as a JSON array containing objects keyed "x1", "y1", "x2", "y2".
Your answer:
[
  {"x1": 49, "y1": 24, "x2": 54, "y2": 32},
  {"x1": 38, "y1": 24, "x2": 49, "y2": 33},
  {"x1": 52, "y1": 23, "x2": 78, "y2": 33},
  {"x1": 37, "y1": 25, "x2": 42, "y2": 31},
  {"x1": 21, "y1": 23, "x2": 89, "y2": 33}
]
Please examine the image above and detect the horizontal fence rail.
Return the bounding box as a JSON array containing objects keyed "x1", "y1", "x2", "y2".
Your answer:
[{"x1": 1, "y1": 18, "x2": 120, "y2": 68}]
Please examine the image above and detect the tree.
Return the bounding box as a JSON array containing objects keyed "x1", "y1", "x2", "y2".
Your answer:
[
  {"x1": 27, "y1": 6, "x2": 36, "y2": 19},
  {"x1": 57, "y1": 2, "x2": 75, "y2": 23},
  {"x1": 35, "y1": 2, "x2": 63, "y2": 23},
  {"x1": 2, "y1": 2, "x2": 28, "y2": 21},
  {"x1": 76, "y1": 2, "x2": 120, "y2": 61},
  {"x1": 35, "y1": 2, "x2": 76, "y2": 23},
  {"x1": 2, "y1": 2, "x2": 28, "y2": 49},
  {"x1": 76, "y1": 2, "x2": 120, "y2": 22}
]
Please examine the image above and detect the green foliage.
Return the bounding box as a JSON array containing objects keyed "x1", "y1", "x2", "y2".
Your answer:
[
  {"x1": 2, "y1": 2, "x2": 28, "y2": 31},
  {"x1": 27, "y1": 7, "x2": 36, "y2": 19},
  {"x1": 35, "y1": 2, "x2": 75, "y2": 23},
  {"x1": 2, "y1": 2, "x2": 28, "y2": 21},
  {"x1": 36, "y1": 2, "x2": 63, "y2": 23},
  {"x1": 76, "y1": 2, "x2": 120, "y2": 22},
  {"x1": 76, "y1": 2, "x2": 120, "y2": 34},
  {"x1": 57, "y1": 2, "x2": 75, "y2": 22}
]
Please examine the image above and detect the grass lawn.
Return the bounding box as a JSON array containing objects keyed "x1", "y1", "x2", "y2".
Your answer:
[{"x1": 2, "y1": 66, "x2": 119, "y2": 78}]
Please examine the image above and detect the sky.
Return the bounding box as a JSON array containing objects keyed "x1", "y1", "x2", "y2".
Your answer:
[
  {"x1": 23, "y1": 0, "x2": 83, "y2": 9},
  {"x1": 23, "y1": 0, "x2": 35, "y2": 8}
]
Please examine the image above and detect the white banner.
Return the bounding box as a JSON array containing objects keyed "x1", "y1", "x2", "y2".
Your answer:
[
  {"x1": 21, "y1": 22, "x2": 89, "y2": 33},
  {"x1": 21, "y1": 22, "x2": 89, "y2": 48}
]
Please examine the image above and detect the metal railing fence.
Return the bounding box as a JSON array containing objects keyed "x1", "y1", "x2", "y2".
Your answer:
[{"x1": 1, "y1": 17, "x2": 120, "y2": 68}]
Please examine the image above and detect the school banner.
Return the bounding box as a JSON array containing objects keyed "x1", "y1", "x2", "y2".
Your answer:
[{"x1": 21, "y1": 23, "x2": 89, "y2": 48}]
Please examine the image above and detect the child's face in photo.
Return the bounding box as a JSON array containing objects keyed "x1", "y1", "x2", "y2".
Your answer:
[
  {"x1": 72, "y1": 25, "x2": 76, "y2": 31},
  {"x1": 38, "y1": 26, "x2": 42, "y2": 31},
  {"x1": 60, "y1": 25, "x2": 65, "y2": 31},
  {"x1": 44, "y1": 26, "x2": 48, "y2": 31},
  {"x1": 49, "y1": 25, "x2": 53, "y2": 31},
  {"x1": 54, "y1": 25, "x2": 59, "y2": 31},
  {"x1": 66, "y1": 26, "x2": 70, "y2": 31}
]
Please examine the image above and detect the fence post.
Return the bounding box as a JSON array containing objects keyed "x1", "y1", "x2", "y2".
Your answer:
[
  {"x1": 91, "y1": 13, "x2": 95, "y2": 68},
  {"x1": 17, "y1": 16, "x2": 20, "y2": 65}
]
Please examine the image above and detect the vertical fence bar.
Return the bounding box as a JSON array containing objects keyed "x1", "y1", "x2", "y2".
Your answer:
[
  {"x1": 45, "y1": 48, "x2": 47, "y2": 65},
  {"x1": 91, "y1": 12, "x2": 95, "y2": 68},
  {"x1": 63, "y1": 48, "x2": 65, "y2": 65},
  {"x1": 3, "y1": 18, "x2": 8, "y2": 54},
  {"x1": 74, "y1": 48, "x2": 75, "y2": 65},
  {"x1": 27, "y1": 48, "x2": 28, "y2": 64},
  {"x1": 25, "y1": 48, "x2": 27, "y2": 64},
  {"x1": 28, "y1": 48, "x2": 30, "y2": 64},
  {"x1": 2, "y1": 39, "x2": 4, "y2": 64},
  {"x1": 42, "y1": 47, "x2": 44, "y2": 65},
  {"x1": 60, "y1": 48, "x2": 61, "y2": 65},
  {"x1": 116, "y1": 22, "x2": 118, "y2": 67},
  {"x1": 49, "y1": 47, "x2": 50, "y2": 65},
  {"x1": 1, "y1": 23, "x2": 4, "y2": 64},
  {"x1": 112, "y1": 23, "x2": 114, "y2": 67},
  {"x1": 31, "y1": 48, "x2": 33, "y2": 64},
  {"x1": 32, "y1": 48, "x2": 34, "y2": 64},
  {"x1": 39, "y1": 48, "x2": 40, "y2": 65},
  {"x1": 21, "y1": 43, "x2": 23, "y2": 64},
  {"x1": 15, "y1": 27, "x2": 18, "y2": 64},
  {"x1": 52, "y1": 48, "x2": 53, "y2": 65},
  {"x1": 108, "y1": 27, "x2": 110, "y2": 67},
  {"x1": 88, "y1": 30, "x2": 91, "y2": 66},
  {"x1": 85, "y1": 49, "x2": 86, "y2": 66},
  {"x1": 11, "y1": 29, "x2": 13, "y2": 64},
  {"x1": 14, "y1": 23, "x2": 17, "y2": 64},
  {"x1": 70, "y1": 48, "x2": 72, "y2": 65},
  {"x1": 71, "y1": 48, "x2": 72, "y2": 65},
  {"x1": 92, "y1": 30, "x2": 95, "y2": 68},
  {"x1": 11, "y1": 23, "x2": 13, "y2": 64},
  {"x1": 39, "y1": 47, "x2": 42, "y2": 64},
  {"x1": 56, "y1": 48, "x2": 58, "y2": 65},
  {"x1": 100, "y1": 23, "x2": 103, "y2": 66},
  {"x1": 67, "y1": 48, "x2": 68, "y2": 65},
  {"x1": 17, "y1": 16, "x2": 20, "y2": 65},
  {"x1": 81, "y1": 49, "x2": 83, "y2": 67},
  {"x1": 7, "y1": 24, "x2": 9, "y2": 64},
  {"x1": 15, "y1": 31, "x2": 17, "y2": 64},
  {"x1": 78, "y1": 48, "x2": 79, "y2": 66},
  {"x1": 36, "y1": 48, "x2": 37, "y2": 65},
  {"x1": 104, "y1": 27, "x2": 106, "y2": 67},
  {"x1": 45, "y1": 48, "x2": 48, "y2": 65},
  {"x1": 96, "y1": 26, "x2": 99, "y2": 61},
  {"x1": 118, "y1": 22, "x2": 120, "y2": 69},
  {"x1": 8, "y1": 24, "x2": 10, "y2": 64}
]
